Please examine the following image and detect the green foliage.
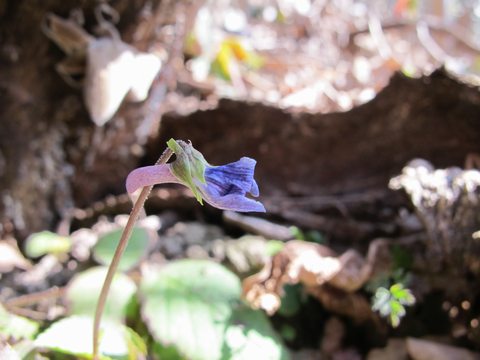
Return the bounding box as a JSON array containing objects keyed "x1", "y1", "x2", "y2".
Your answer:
[
  {"x1": 224, "y1": 306, "x2": 289, "y2": 360},
  {"x1": 364, "y1": 268, "x2": 412, "y2": 294},
  {"x1": 24, "y1": 231, "x2": 71, "y2": 258},
  {"x1": 391, "y1": 245, "x2": 413, "y2": 271},
  {"x1": 289, "y1": 226, "x2": 325, "y2": 244},
  {"x1": 93, "y1": 227, "x2": 149, "y2": 271},
  {"x1": 279, "y1": 325, "x2": 296, "y2": 342},
  {"x1": 372, "y1": 283, "x2": 416, "y2": 327},
  {"x1": 367, "y1": 243, "x2": 415, "y2": 328},
  {"x1": 265, "y1": 240, "x2": 285, "y2": 256},
  {"x1": 124, "y1": 327, "x2": 148, "y2": 358},
  {"x1": 140, "y1": 259, "x2": 288, "y2": 360},
  {"x1": 277, "y1": 284, "x2": 302, "y2": 317},
  {"x1": 140, "y1": 260, "x2": 240, "y2": 360},
  {"x1": 34, "y1": 316, "x2": 146, "y2": 360},
  {"x1": 22, "y1": 226, "x2": 288, "y2": 359},
  {"x1": 152, "y1": 342, "x2": 186, "y2": 360},
  {"x1": 11, "y1": 340, "x2": 38, "y2": 360},
  {"x1": 65, "y1": 266, "x2": 137, "y2": 321},
  {"x1": 0, "y1": 304, "x2": 39, "y2": 340}
]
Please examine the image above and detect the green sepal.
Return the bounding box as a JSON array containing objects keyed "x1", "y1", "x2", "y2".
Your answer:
[{"x1": 167, "y1": 139, "x2": 208, "y2": 204}]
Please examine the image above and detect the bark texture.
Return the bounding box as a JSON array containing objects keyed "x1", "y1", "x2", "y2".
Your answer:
[
  {"x1": 154, "y1": 70, "x2": 480, "y2": 245},
  {"x1": 157, "y1": 70, "x2": 480, "y2": 198},
  {"x1": 0, "y1": 0, "x2": 168, "y2": 238}
]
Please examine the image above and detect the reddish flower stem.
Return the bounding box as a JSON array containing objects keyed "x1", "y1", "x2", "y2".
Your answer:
[{"x1": 92, "y1": 148, "x2": 173, "y2": 360}]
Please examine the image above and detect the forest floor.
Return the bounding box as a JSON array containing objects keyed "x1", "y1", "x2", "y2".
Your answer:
[{"x1": 2, "y1": 1, "x2": 480, "y2": 359}]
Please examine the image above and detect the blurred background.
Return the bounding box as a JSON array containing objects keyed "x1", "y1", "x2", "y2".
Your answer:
[{"x1": 1, "y1": 0, "x2": 480, "y2": 359}]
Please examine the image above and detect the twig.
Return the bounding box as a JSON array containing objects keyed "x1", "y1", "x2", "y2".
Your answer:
[
  {"x1": 350, "y1": 16, "x2": 480, "y2": 54},
  {"x1": 4, "y1": 286, "x2": 64, "y2": 308},
  {"x1": 278, "y1": 209, "x2": 392, "y2": 240},
  {"x1": 368, "y1": 11, "x2": 393, "y2": 60},
  {"x1": 416, "y1": 20, "x2": 449, "y2": 64},
  {"x1": 223, "y1": 211, "x2": 293, "y2": 241},
  {"x1": 92, "y1": 147, "x2": 173, "y2": 360},
  {"x1": 3, "y1": 305, "x2": 48, "y2": 321},
  {"x1": 264, "y1": 189, "x2": 387, "y2": 211}
]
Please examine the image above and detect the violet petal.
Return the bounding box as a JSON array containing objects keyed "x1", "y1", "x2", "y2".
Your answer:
[{"x1": 126, "y1": 165, "x2": 180, "y2": 193}]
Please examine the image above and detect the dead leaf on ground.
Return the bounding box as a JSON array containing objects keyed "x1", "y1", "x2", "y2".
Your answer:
[
  {"x1": 0, "y1": 240, "x2": 31, "y2": 273},
  {"x1": 242, "y1": 239, "x2": 389, "y2": 320}
]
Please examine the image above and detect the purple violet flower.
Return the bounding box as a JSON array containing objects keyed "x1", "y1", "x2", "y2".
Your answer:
[{"x1": 126, "y1": 140, "x2": 265, "y2": 213}]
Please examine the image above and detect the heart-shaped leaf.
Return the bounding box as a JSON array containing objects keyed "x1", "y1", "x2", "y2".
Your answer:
[
  {"x1": 140, "y1": 260, "x2": 241, "y2": 359},
  {"x1": 93, "y1": 227, "x2": 149, "y2": 271},
  {"x1": 0, "y1": 305, "x2": 39, "y2": 340},
  {"x1": 34, "y1": 316, "x2": 145, "y2": 360},
  {"x1": 225, "y1": 306, "x2": 289, "y2": 360},
  {"x1": 140, "y1": 259, "x2": 288, "y2": 360},
  {"x1": 65, "y1": 266, "x2": 136, "y2": 321}
]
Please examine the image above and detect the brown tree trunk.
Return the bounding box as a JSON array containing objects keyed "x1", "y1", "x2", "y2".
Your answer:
[
  {"x1": 0, "y1": 0, "x2": 180, "y2": 238},
  {"x1": 154, "y1": 69, "x2": 480, "y2": 246}
]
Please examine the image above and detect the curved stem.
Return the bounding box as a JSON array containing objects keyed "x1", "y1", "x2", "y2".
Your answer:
[{"x1": 92, "y1": 148, "x2": 173, "y2": 360}]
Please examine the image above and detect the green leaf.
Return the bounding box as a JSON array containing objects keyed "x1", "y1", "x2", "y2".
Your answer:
[
  {"x1": 390, "y1": 300, "x2": 406, "y2": 318},
  {"x1": 390, "y1": 283, "x2": 415, "y2": 306},
  {"x1": 371, "y1": 283, "x2": 415, "y2": 328},
  {"x1": 141, "y1": 260, "x2": 241, "y2": 360},
  {"x1": 305, "y1": 230, "x2": 325, "y2": 244},
  {"x1": 289, "y1": 226, "x2": 305, "y2": 240},
  {"x1": 225, "y1": 306, "x2": 289, "y2": 360},
  {"x1": 93, "y1": 227, "x2": 149, "y2": 271},
  {"x1": 390, "y1": 313, "x2": 400, "y2": 328},
  {"x1": 277, "y1": 284, "x2": 302, "y2": 317},
  {"x1": 372, "y1": 287, "x2": 390, "y2": 311},
  {"x1": 24, "y1": 231, "x2": 71, "y2": 258},
  {"x1": 279, "y1": 324, "x2": 296, "y2": 342},
  {"x1": 152, "y1": 342, "x2": 186, "y2": 360},
  {"x1": 0, "y1": 343, "x2": 21, "y2": 360},
  {"x1": 12, "y1": 340, "x2": 37, "y2": 360},
  {"x1": 391, "y1": 245, "x2": 413, "y2": 270},
  {"x1": 34, "y1": 316, "x2": 146, "y2": 360},
  {"x1": 124, "y1": 327, "x2": 147, "y2": 358},
  {"x1": 224, "y1": 236, "x2": 269, "y2": 274},
  {"x1": 140, "y1": 260, "x2": 288, "y2": 360},
  {"x1": 64, "y1": 266, "x2": 137, "y2": 321},
  {"x1": 0, "y1": 305, "x2": 39, "y2": 340},
  {"x1": 265, "y1": 240, "x2": 285, "y2": 257}
]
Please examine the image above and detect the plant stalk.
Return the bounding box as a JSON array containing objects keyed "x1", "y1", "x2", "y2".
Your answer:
[{"x1": 92, "y1": 148, "x2": 173, "y2": 360}]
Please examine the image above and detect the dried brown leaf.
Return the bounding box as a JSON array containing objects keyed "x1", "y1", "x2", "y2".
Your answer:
[
  {"x1": 0, "y1": 240, "x2": 31, "y2": 273},
  {"x1": 243, "y1": 239, "x2": 389, "y2": 318}
]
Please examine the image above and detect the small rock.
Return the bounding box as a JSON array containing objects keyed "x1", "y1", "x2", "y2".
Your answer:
[
  {"x1": 161, "y1": 222, "x2": 225, "y2": 258},
  {"x1": 406, "y1": 337, "x2": 480, "y2": 360},
  {"x1": 332, "y1": 348, "x2": 362, "y2": 360},
  {"x1": 70, "y1": 228, "x2": 97, "y2": 261},
  {"x1": 321, "y1": 317, "x2": 345, "y2": 355},
  {"x1": 14, "y1": 255, "x2": 62, "y2": 292},
  {"x1": 367, "y1": 338, "x2": 408, "y2": 360},
  {"x1": 291, "y1": 349, "x2": 323, "y2": 360},
  {"x1": 162, "y1": 237, "x2": 184, "y2": 258},
  {"x1": 186, "y1": 245, "x2": 209, "y2": 259}
]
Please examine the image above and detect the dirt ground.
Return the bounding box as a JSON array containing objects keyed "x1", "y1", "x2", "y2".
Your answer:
[{"x1": 2, "y1": 1, "x2": 480, "y2": 359}]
